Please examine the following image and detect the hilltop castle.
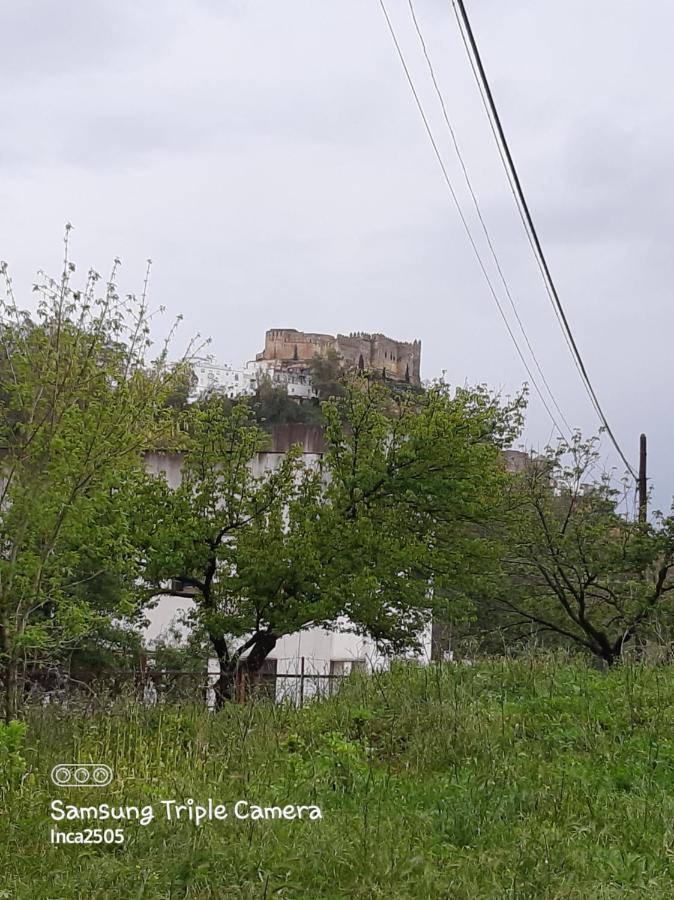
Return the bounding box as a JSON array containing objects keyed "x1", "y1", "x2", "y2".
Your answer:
[{"x1": 256, "y1": 329, "x2": 422, "y2": 386}]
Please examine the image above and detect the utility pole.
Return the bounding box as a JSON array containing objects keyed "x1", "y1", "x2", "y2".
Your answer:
[{"x1": 638, "y1": 433, "x2": 647, "y2": 523}]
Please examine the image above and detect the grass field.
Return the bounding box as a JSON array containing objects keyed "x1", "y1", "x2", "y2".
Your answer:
[{"x1": 2, "y1": 657, "x2": 674, "y2": 898}]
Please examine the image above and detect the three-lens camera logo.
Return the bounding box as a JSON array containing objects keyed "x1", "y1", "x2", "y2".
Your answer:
[{"x1": 50, "y1": 763, "x2": 113, "y2": 788}]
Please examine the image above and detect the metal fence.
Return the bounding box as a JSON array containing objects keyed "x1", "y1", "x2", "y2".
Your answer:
[{"x1": 21, "y1": 660, "x2": 356, "y2": 711}]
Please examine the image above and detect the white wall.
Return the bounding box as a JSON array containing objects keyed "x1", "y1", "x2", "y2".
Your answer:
[
  {"x1": 191, "y1": 358, "x2": 257, "y2": 399},
  {"x1": 189, "y1": 357, "x2": 318, "y2": 401}
]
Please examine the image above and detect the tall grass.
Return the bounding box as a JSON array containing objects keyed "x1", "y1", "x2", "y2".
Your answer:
[{"x1": 2, "y1": 656, "x2": 674, "y2": 898}]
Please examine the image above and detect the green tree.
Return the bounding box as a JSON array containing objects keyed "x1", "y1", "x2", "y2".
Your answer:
[
  {"x1": 310, "y1": 348, "x2": 345, "y2": 399},
  {"x1": 137, "y1": 398, "x2": 313, "y2": 703},
  {"x1": 319, "y1": 379, "x2": 523, "y2": 650},
  {"x1": 494, "y1": 436, "x2": 674, "y2": 665},
  {"x1": 139, "y1": 378, "x2": 523, "y2": 703},
  {"x1": 163, "y1": 361, "x2": 197, "y2": 411},
  {"x1": 247, "y1": 375, "x2": 321, "y2": 427},
  {"x1": 0, "y1": 235, "x2": 182, "y2": 719}
]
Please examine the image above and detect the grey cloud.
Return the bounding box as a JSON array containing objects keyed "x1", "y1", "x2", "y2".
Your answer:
[
  {"x1": 0, "y1": 0, "x2": 142, "y2": 82},
  {"x1": 1, "y1": 0, "x2": 672, "y2": 508}
]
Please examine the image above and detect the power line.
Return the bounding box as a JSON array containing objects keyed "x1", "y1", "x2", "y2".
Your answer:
[
  {"x1": 406, "y1": 0, "x2": 573, "y2": 436},
  {"x1": 450, "y1": 0, "x2": 637, "y2": 479},
  {"x1": 377, "y1": 0, "x2": 569, "y2": 440},
  {"x1": 450, "y1": 0, "x2": 593, "y2": 414},
  {"x1": 448, "y1": 2, "x2": 579, "y2": 369}
]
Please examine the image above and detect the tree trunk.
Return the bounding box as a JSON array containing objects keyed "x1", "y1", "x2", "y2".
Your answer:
[
  {"x1": 210, "y1": 631, "x2": 277, "y2": 709},
  {"x1": 209, "y1": 634, "x2": 235, "y2": 709},
  {"x1": 1, "y1": 611, "x2": 21, "y2": 722},
  {"x1": 2, "y1": 656, "x2": 21, "y2": 723},
  {"x1": 242, "y1": 632, "x2": 278, "y2": 674},
  {"x1": 594, "y1": 629, "x2": 635, "y2": 667}
]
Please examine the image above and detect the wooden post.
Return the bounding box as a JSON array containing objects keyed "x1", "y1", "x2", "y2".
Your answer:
[
  {"x1": 236, "y1": 669, "x2": 246, "y2": 704},
  {"x1": 299, "y1": 657, "x2": 305, "y2": 708},
  {"x1": 138, "y1": 649, "x2": 147, "y2": 700},
  {"x1": 638, "y1": 433, "x2": 647, "y2": 523}
]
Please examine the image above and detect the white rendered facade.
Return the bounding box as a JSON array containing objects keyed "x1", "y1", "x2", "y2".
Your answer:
[
  {"x1": 189, "y1": 357, "x2": 317, "y2": 402},
  {"x1": 190, "y1": 357, "x2": 257, "y2": 399}
]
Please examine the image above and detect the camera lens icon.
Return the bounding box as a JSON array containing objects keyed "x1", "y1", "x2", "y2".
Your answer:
[
  {"x1": 50, "y1": 763, "x2": 113, "y2": 788},
  {"x1": 93, "y1": 766, "x2": 110, "y2": 785},
  {"x1": 52, "y1": 765, "x2": 71, "y2": 786}
]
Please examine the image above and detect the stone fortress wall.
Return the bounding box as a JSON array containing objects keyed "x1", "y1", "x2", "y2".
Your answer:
[{"x1": 257, "y1": 329, "x2": 421, "y2": 385}]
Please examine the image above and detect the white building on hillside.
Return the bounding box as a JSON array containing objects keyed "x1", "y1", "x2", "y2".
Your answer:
[
  {"x1": 190, "y1": 357, "x2": 257, "y2": 399},
  {"x1": 189, "y1": 357, "x2": 317, "y2": 402},
  {"x1": 254, "y1": 360, "x2": 317, "y2": 401}
]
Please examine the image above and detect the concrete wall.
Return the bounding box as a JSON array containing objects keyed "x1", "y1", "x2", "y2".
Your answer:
[{"x1": 503, "y1": 449, "x2": 530, "y2": 473}]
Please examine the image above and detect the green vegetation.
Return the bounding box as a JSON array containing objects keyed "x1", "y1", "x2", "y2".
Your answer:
[
  {"x1": 2, "y1": 658, "x2": 674, "y2": 898},
  {"x1": 5, "y1": 242, "x2": 672, "y2": 710},
  {"x1": 137, "y1": 379, "x2": 520, "y2": 705},
  {"x1": 478, "y1": 435, "x2": 674, "y2": 665},
  {"x1": 3, "y1": 241, "x2": 674, "y2": 898},
  {"x1": 245, "y1": 377, "x2": 323, "y2": 427},
  {"x1": 0, "y1": 239, "x2": 188, "y2": 721}
]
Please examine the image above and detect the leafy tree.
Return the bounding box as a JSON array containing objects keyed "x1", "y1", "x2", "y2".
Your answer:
[
  {"x1": 246, "y1": 376, "x2": 321, "y2": 427},
  {"x1": 150, "y1": 622, "x2": 209, "y2": 675},
  {"x1": 310, "y1": 348, "x2": 345, "y2": 399},
  {"x1": 63, "y1": 620, "x2": 144, "y2": 686},
  {"x1": 139, "y1": 378, "x2": 523, "y2": 704},
  {"x1": 0, "y1": 234, "x2": 183, "y2": 719},
  {"x1": 163, "y1": 362, "x2": 197, "y2": 411},
  {"x1": 319, "y1": 379, "x2": 523, "y2": 651},
  {"x1": 136, "y1": 398, "x2": 311, "y2": 702},
  {"x1": 494, "y1": 436, "x2": 674, "y2": 665}
]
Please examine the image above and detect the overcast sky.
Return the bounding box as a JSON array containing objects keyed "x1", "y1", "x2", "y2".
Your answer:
[{"x1": 1, "y1": 0, "x2": 672, "y2": 509}]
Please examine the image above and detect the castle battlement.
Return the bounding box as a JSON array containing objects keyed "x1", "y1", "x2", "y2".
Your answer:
[{"x1": 257, "y1": 328, "x2": 421, "y2": 385}]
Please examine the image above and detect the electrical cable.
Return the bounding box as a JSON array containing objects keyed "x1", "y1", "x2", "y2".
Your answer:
[
  {"x1": 406, "y1": 0, "x2": 573, "y2": 436},
  {"x1": 378, "y1": 0, "x2": 569, "y2": 439},
  {"x1": 450, "y1": 0, "x2": 637, "y2": 479}
]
